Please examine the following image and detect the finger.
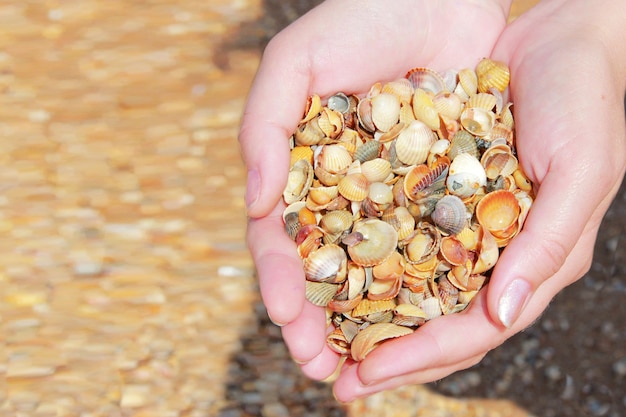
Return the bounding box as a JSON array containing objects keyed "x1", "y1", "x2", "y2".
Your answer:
[
  {"x1": 333, "y1": 354, "x2": 484, "y2": 403},
  {"x1": 281, "y1": 301, "x2": 328, "y2": 363},
  {"x1": 247, "y1": 202, "x2": 305, "y2": 325},
  {"x1": 299, "y1": 343, "x2": 343, "y2": 381}
]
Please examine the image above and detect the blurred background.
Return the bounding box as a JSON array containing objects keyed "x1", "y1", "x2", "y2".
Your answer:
[{"x1": 1, "y1": 1, "x2": 623, "y2": 416}]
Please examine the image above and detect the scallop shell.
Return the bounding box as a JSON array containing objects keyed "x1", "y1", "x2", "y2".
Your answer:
[
  {"x1": 412, "y1": 88, "x2": 440, "y2": 130},
  {"x1": 305, "y1": 281, "x2": 339, "y2": 307},
  {"x1": 283, "y1": 159, "x2": 314, "y2": 204},
  {"x1": 361, "y1": 158, "x2": 392, "y2": 183},
  {"x1": 406, "y1": 67, "x2": 446, "y2": 94},
  {"x1": 346, "y1": 219, "x2": 398, "y2": 267},
  {"x1": 370, "y1": 93, "x2": 401, "y2": 133},
  {"x1": 446, "y1": 153, "x2": 487, "y2": 199},
  {"x1": 481, "y1": 144, "x2": 518, "y2": 179},
  {"x1": 460, "y1": 107, "x2": 496, "y2": 137},
  {"x1": 475, "y1": 189, "x2": 521, "y2": 238},
  {"x1": 304, "y1": 244, "x2": 348, "y2": 283},
  {"x1": 350, "y1": 322, "x2": 413, "y2": 361},
  {"x1": 448, "y1": 130, "x2": 479, "y2": 161},
  {"x1": 338, "y1": 173, "x2": 369, "y2": 202},
  {"x1": 395, "y1": 120, "x2": 437, "y2": 166},
  {"x1": 432, "y1": 195, "x2": 468, "y2": 235},
  {"x1": 476, "y1": 58, "x2": 510, "y2": 93}
]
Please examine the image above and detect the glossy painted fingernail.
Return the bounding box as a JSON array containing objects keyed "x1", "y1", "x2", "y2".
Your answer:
[
  {"x1": 245, "y1": 169, "x2": 260, "y2": 210},
  {"x1": 498, "y1": 278, "x2": 531, "y2": 328}
]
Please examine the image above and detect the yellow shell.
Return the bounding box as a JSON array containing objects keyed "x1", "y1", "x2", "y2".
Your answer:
[
  {"x1": 361, "y1": 158, "x2": 392, "y2": 183},
  {"x1": 412, "y1": 88, "x2": 440, "y2": 131},
  {"x1": 476, "y1": 58, "x2": 510, "y2": 93},
  {"x1": 304, "y1": 244, "x2": 348, "y2": 283},
  {"x1": 460, "y1": 107, "x2": 496, "y2": 137},
  {"x1": 475, "y1": 189, "x2": 521, "y2": 238},
  {"x1": 290, "y1": 145, "x2": 314, "y2": 167},
  {"x1": 337, "y1": 173, "x2": 369, "y2": 202},
  {"x1": 456, "y1": 68, "x2": 478, "y2": 98},
  {"x1": 371, "y1": 92, "x2": 401, "y2": 132},
  {"x1": 433, "y1": 91, "x2": 463, "y2": 120},
  {"x1": 300, "y1": 94, "x2": 322, "y2": 123},
  {"x1": 382, "y1": 78, "x2": 414, "y2": 103},
  {"x1": 283, "y1": 159, "x2": 314, "y2": 204},
  {"x1": 394, "y1": 120, "x2": 437, "y2": 166},
  {"x1": 406, "y1": 67, "x2": 446, "y2": 94},
  {"x1": 466, "y1": 92, "x2": 498, "y2": 111},
  {"x1": 350, "y1": 322, "x2": 413, "y2": 361},
  {"x1": 346, "y1": 219, "x2": 398, "y2": 267},
  {"x1": 481, "y1": 144, "x2": 518, "y2": 179}
]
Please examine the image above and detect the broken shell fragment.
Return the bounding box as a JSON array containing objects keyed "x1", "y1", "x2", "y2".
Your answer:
[{"x1": 350, "y1": 322, "x2": 413, "y2": 361}]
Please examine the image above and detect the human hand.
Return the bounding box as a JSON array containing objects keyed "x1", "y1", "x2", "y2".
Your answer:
[
  {"x1": 240, "y1": 0, "x2": 512, "y2": 380},
  {"x1": 333, "y1": 0, "x2": 626, "y2": 401}
]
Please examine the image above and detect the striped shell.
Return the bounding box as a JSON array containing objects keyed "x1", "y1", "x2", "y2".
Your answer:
[
  {"x1": 304, "y1": 244, "x2": 348, "y2": 283},
  {"x1": 431, "y1": 195, "x2": 468, "y2": 235},
  {"x1": 350, "y1": 322, "x2": 413, "y2": 361},
  {"x1": 395, "y1": 120, "x2": 437, "y2": 166}
]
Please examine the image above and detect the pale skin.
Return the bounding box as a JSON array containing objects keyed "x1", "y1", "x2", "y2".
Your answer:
[{"x1": 240, "y1": 0, "x2": 626, "y2": 403}]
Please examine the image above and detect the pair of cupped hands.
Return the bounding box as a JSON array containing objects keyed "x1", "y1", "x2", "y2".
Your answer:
[{"x1": 239, "y1": 0, "x2": 626, "y2": 403}]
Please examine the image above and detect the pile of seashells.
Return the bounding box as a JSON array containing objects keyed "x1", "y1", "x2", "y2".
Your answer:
[{"x1": 282, "y1": 58, "x2": 534, "y2": 362}]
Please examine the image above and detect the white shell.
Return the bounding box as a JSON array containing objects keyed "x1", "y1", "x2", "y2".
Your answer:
[
  {"x1": 394, "y1": 120, "x2": 436, "y2": 166},
  {"x1": 446, "y1": 153, "x2": 487, "y2": 198}
]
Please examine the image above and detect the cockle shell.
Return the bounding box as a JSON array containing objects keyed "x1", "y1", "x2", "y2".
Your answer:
[
  {"x1": 456, "y1": 68, "x2": 478, "y2": 98},
  {"x1": 392, "y1": 303, "x2": 428, "y2": 327},
  {"x1": 403, "y1": 222, "x2": 441, "y2": 265},
  {"x1": 361, "y1": 158, "x2": 392, "y2": 183},
  {"x1": 406, "y1": 67, "x2": 446, "y2": 94},
  {"x1": 412, "y1": 88, "x2": 440, "y2": 130},
  {"x1": 315, "y1": 144, "x2": 353, "y2": 174},
  {"x1": 354, "y1": 139, "x2": 382, "y2": 163},
  {"x1": 431, "y1": 275, "x2": 459, "y2": 315},
  {"x1": 481, "y1": 144, "x2": 518, "y2": 179},
  {"x1": 327, "y1": 92, "x2": 351, "y2": 114},
  {"x1": 446, "y1": 153, "x2": 487, "y2": 199},
  {"x1": 326, "y1": 328, "x2": 351, "y2": 355},
  {"x1": 319, "y1": 209, "x2": 353, "y2": 244},
  {"x1": 460, "y1": 107, "x2": 496, "y2": 137},
  {"x1": 439, "y1": 235, "x2": 469, "y2": 266},
  {"x1": 382, "y1": 206, "x2": 415, "y2": 241},
  {"x1": 328, "y1": 293, "x2": 364, "y2": 313},
  {"x1": 294, "y1": 118, "x2": 325, "y2": 146},
  {"x1": 300, "y1": 94, "x2": 322, "y2": 123},
  {"x1": 431, "y1": 195, "x2": 468, "y2": 235},
  {"x1": 382, "y1": 78, "x2": 414, "y2": 103},
  {"x1": 513, "y1": 168, "x2": 533, "y2": 192},
  {"x1": 305, "y1": 281, "x2": 339, "y2": 307},
  {"x1": 467, "y1": 92, "x2": 498, "y2": 111},
  {"x1": 352, "y1": 298, "x2": 396, "y2": 318},
  {"x1": 371, "y1": 93, "x2": 401, "y2": 132},
  {"x1": 283, "y1": 159, "x2": 314, "y2": 204},
  {"x1": 367, "y1": 275, "x2": 402, "y2": 301},
  {"x1": 346, "y1": 219, "x2": 399, "y2": 267},
  {"x1": 394, "y1": 120, "x2": 437, "y2": 166},
  {"x1": 350, "y1": 322, "x2": 413, "y2": 361},
  {"x1": 447, "y1": 130, "x2": 479, "y2": 161},
  {"x1": 433, "y1": 91, "x2": 463, "y2": 120},
  {"x1": 296, "y1": 224, "x2": 324, "y2": 259},
  {"x1": 476, "y1": 58, "x2": 510, "y2": 93},
  {"x1": 475, "y1": 189, "x2": 521, "y2": 241},
  {"x1": 317, "y1": 107, "x2": 345, "y2": 139},
  {"x1": 471, "y1": 225, "x2": 499, "y2": 274},
  {"x1": 304, "y1": 244, "x2": 348, "y2": 283},
  {"x1": 338, "y1": 173, "x2": 369, "y2": 202},
  {"x1": 290, "y1": 145, "x2": 314, "y2": 167},
  {"x1": 403, "y1": 162, "x2": 448, "y2": 204}
]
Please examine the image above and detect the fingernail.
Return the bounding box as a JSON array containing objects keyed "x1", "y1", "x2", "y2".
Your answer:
[
  {"x1": 498, "y1": 278, "x2": 531, "y2": 328},
  {"x1": 245, "y1": 169, "x2": 260, "y2": 210}
]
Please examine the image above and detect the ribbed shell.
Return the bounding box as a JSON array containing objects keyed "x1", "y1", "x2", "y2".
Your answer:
[
  {"x1": 476, "y1": 58, "x2": 510, "y2": 93},
  {"x1": 431, "y1": 195, "x2": 468, "y2": 235},
  {"x1": 395, "y1": 120, "x2": 436, "y2": 166},
  {"x1": 304, "y1": 244, "x2": 348, "y2": 283},
  {"x1": 371, "y1": 93, "x2": 401, "y2": 132}
]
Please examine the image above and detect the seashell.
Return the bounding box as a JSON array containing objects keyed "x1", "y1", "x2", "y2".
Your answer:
[
  {"x1": 467, "y1": 92, "x2": 498, "y2": 111},
  {"x1": 304, "y1": 243, "x2": 348, "y2": 283},
  {"x1": 305, "y1": 281, "x2": 339, "y2": 307},
  {"x1": 481, "y1": 144, "x2": 518, "y2": 180},
  {"x1": 340, "y1": 318, "x2": 360, "y2": 343},
  {"x1": 284, "y1": 211, "x2": 301, "y2": 240},
  {"x1": 327, "y1": 328, "x2": 350, "y2": 355},
  {"x1": 471, "y1": 225, "x2": 499, "y2": 274},
  {"x1": 372, "y1": 251, "x2": 405, "y2": 281},
  {"x1": 378, "y1": 120, "x2": 406, "y2": 143},
  {"x1": 395, "y1": 120, "x2": 437, "y2": 165},
  {"x1": 319, "y1": 209, "x2": 353, "y2": 244},
  {"x1": 315, "y1": 144, "x2": 353, "y2": 174},
  {"x1": 347, "y1": 262, "x2": 369, "y2": 300},
  {"x1": 403, "y1": 222, "x2": 441, "y2": 265},
  {"x1": 431, "y1": 275, "x2": 459, "y2": 315},
  {"x1": 476, "y1": 58, "x2": 510, "y2": 93},
  {"x1": 420, "y1": 297, "x2": 442, "y2": 320},
  {"x1": 283, "y1": 159, "x2": 314, "y2": 204},
  {"x1": 399, "y1": 100, "x2": 416, "y2": 125},
  {"x1": 327, "y1": 92, "x2": 351, "y2": 114},
  {"x1": 367, "y1": 275, "x2": 402, "y2": 301},
  {"x1": 306, "y1": 184, "x2": 339, "y2": 209},
  {"x1": 513, "y1": 168, "x2": 533, "y2": 192},
  {"x1": 448, "y1": 130, "x2": 479, "y2": 161},
  {"x1": 500, "y1": 102, "x2": 515, "y2": 129},
  {"x1": 361, "y1": 158, "x2": 392, "y2": 183},
  {"x1": 392, "y1": 303, "x2": 427, "y2": 327},
  {"x1": 367, "y1": 182, "x2": 393, "y2": 205},
  {"x1": 296, "y1": 224, "x2": 324, "y2": 258},
  {"x1": 439, "y1": 235, "x2": 469, "y2": 267},
  {"x1": 456, "y1": 224, "x2": 479, "y2": 251},
  {"x1": 371, "y1": 93, "x2": 401, "y2": 132},
  {"x1": 382, "y1": 206, "x2": 415, "y2": 241},
  {"x1": 290, "y1": 145, "x2": 314, "y2": 168},
  {"x1": 433, "y1": 91, "x2": 463, "y2": 120},
  {"x1": 412, "y1": 88, "x2": 440, "y2": 130},
  {"x1": 328, "y1": 293, "x2": 364, "y2": 313},
  {"x1": 382, "y1": 78, "x2": 414, "y2": 103},
  {"x1": 294, "y1": 119, "x2": 325, "y2": 146},
  {"x1": 338, "y1": 173, "x2": 369, "y2": 202},
  {"x1": 485, "y1": 122, "x2": 514, "y2": 145},
  {"x1": 298, "y1": 206, "x2": 317, "y2": 226},
  {"x1": 457, "y1": 68, "x2": 478, "y2": 98},
  {"x1": 350, "y1": 322, "x2": 413, "y2": 361},
  {"x1": 403, "y1": 162, "x2": 448, "y2": 204},
  {"x1": 432, "y1": 195, "x2": 468, "y2": 235},
  {"x1": 300, "y1": 94, "x2": 322, "y2": 123},
  {"x1": 352, "y1": 298, "x2": 396, "y2": 317},
  {"x1": 354, "y1": 139, "x2": 382, "y2": 163},
  {"x1": 357, "y1": 97, "x2": 376, "y2": 132},
  {"x1": 406, "y1": 67, "x2": 446, "y2": 94},
  {"x1": 317, "y1": 107, "x2": 345, "y2": 139},
  {"x1": 460, "y1": 107, "x2": 496, "y2": 137},
  {"x1": 346, "y1": 219, "x2": 398, "y2": 267},
  {"x1": 475, "y1": 189, "x2": 521, "y2": 239},
  {"x1": 446, "y1": 153, "x2": 487, "y2": 199}
]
